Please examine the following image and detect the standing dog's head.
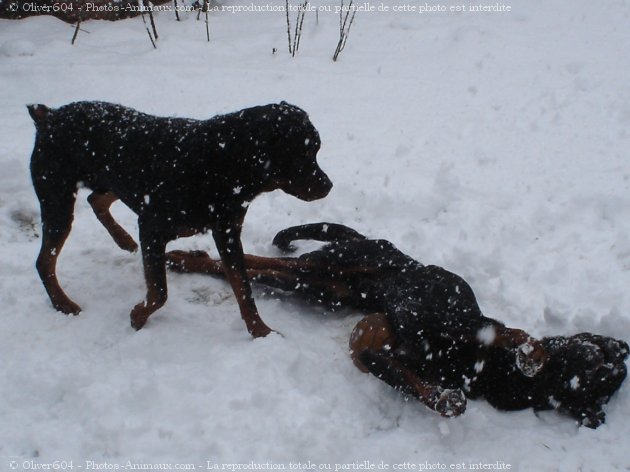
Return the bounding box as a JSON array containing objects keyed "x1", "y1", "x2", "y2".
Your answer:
[{"x1": 253, "y1": 102, "x2": 333, "y2": 201}]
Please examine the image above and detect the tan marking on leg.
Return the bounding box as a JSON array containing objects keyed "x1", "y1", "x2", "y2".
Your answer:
[
  {"x1": 88, "y1": 191, "x2": 138, "y2": 252},
  {"x1": 36, "y1": 228, "x2": 81, "y2": 314},
  {"x1": 349, "y1": 313, "x2": 397, "y2": 372},
  {"x1": 492, "y1": 326, "x2": 547, "y2": 377}
]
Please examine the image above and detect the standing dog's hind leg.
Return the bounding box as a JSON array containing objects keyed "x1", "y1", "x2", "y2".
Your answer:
[
  {"x1": 35, "y1": 191, "x2": 81, "y2": 315},
  {"x1": 88, "y1": 191, "x2": 138, "y2": 252}
]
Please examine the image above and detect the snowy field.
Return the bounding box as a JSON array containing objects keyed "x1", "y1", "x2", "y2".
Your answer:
[{"x1": 1, "y1": 0, "x2": 630, "y2": 470}]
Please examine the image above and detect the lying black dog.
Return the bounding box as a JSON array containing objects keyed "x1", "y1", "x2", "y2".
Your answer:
[
  {"x1": 165, "y1": 223, "x2": 628, "y2": 427},
  {"x1": 28, "y1": 102, "x2": 332, "y2": 337}
]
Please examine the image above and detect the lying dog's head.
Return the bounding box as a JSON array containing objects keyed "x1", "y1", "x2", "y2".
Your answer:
[
  {"x1": 538, "y1": 334, "x2": 628, "y2": 428},
  {"x1": 252, "y1": 102, "x2": 333, "y2": 201}
]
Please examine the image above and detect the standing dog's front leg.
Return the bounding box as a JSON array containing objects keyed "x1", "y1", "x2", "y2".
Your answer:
[
  {"x1": 130, "y1": 221, "x2": 168, "y2": 330},
  {"x1": 213, "y1": 224, "x2": 272, "y2": 338}
]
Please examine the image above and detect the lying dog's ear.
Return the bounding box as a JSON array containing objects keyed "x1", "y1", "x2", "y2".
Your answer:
[
  {"x1": 27, "y1": 104, "x2": 50, "y2": 124},
  {"x1": 542, "y1": 334, "x2": 628, "y2": 428}
]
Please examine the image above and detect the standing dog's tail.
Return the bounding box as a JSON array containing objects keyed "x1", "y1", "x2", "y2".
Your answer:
[
  {"x1": 27, "y1": 104, "x2": 51, "y2": 127},
  {"x1": 272, "y1": 222, "x2": 367, "y2": 253}
]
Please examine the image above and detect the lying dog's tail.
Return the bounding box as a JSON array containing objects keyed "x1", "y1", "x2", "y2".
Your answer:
[
  {"x1": 273, "y1": 222, "x2": 367, "y2": 252},
  {"x1": 27, "y1": 104, "x2": 51, "y2": 127}
]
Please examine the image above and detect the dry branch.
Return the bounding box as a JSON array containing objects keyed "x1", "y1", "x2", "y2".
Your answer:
[
  {"x1": 286, "y1": 0, "x2": 308, "y2": 57},
  {"x1": 333, "y1": 0, "x2": 356, "y2": 62}
]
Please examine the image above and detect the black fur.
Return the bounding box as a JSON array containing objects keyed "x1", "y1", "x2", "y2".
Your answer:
[
  {"x1": 28, "y1": 101, "x2": 332, "y2": 336},
  {"x1": 167, "y1": 222, "x2": 628, "y2": 427},
  {"x1": 271, "y1": 223, "x2": 628, "y2": 427}
]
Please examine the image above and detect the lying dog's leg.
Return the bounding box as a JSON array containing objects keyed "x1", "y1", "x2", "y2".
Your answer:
[
  {"x1": 488, "y1": 325, "x2": 547, "y2": 377},
  {"x1": 166, "y1": 250, "x2": 223, "y2": 274},
  {"x1": 166, "y1": 250, "x2": 307, "y2": 275},
  {"x1": 34, "y1": 187, "x2": 81, "y2": 315},
  {"x1": 87, "y1": 191, "x2": 138, "y2": 252},
  {"x1": 213, "y1": 225, "x2": 273, "y2": 338},
  {"x1": 166, "y1": 250, "x2": 298, "y2": 288},
  {"x1": 360, "y1": 349, "x2": 467, "y2": 417},
  {"x1": 351, "y1": 314, "x2": 466, "y2": 417},
  {"x1": 166, "y1": 250, "x2": 355, "y2": 306},
  {"x1": 130, "y1": 223, "x2": 168, "y2": 330}
]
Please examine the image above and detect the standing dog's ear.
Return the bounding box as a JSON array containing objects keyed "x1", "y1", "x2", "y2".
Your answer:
[{"x1": 27, "y1": 104, "x2": 50, "y2": 124}]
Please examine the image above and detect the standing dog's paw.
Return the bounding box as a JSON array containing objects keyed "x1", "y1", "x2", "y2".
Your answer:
[
  {"x1": 53, "y1": 299, "x2": 82, "y2": 316},
  {"x1": 249, "y1": 323, "x2": 273, "y2": 339},
  {"x1": 115, "y1": 234, "x2": 138, "y2": 253},
  {"x1": 130, "y1": 302, "x2": 151, "y2": 331}
]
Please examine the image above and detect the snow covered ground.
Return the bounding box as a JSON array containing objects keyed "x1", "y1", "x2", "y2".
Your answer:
[{"x1": 1, "y1": 0, "x2": 629, "y2": 470}]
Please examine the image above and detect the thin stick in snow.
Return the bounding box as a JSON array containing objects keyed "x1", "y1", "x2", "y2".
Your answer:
[
  {"x1": 285, "y1": 0, "x2": 293, "y2": 54},
  {"x1": 71, "y1": 7, "x2": 82, "y2": 45},
  {"x1": 139, "y1": 1, "x2": 157, "y2": 49},
  {"x1": 333, "y1": 0, "x2": 356, "y2": 62},
  {"x1": 143, "y1": 0, "x2": 159, "y2": 40},
  {"x1": 145, "y1": 26, "x2": 157, "y2": 49},
  {"x1": 293, "y1": 1, "x2": 308, "y2": 56},
  {"x1": 173, "y1": 0, "x2": 180, "y2": 21},
  {"x1": 287, "y1": 1, "x2": 308, "y2": 57},
  {"x1": 204, "y1": 0, "x2": 210, "y2": 42}
]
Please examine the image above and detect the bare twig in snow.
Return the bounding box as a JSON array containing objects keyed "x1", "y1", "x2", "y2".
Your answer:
[
  {"x1": 139, "y1": 1, "x2": 157, "y2": 49},
  {"x1": 71, "y1": 6, "x2": 82, "y2": 45},
  {"x1": 293, "y1": 1, "x2": 307, "y2": 56},
  {"x1": 286, "y1": 1, "x2": 308, "y2": 57},
  {"x1": 143, "y1": 0, "x2": 159, "y2": 40},
  {"x1": 203, "y1": 0, "x2": 210, "y2": 42},
  {"x1": 285, "y1": 0, "x2": 292, "y2": 54},
  {"x1": 333, "y1": 0, "x2": 356, "y2": 62}
]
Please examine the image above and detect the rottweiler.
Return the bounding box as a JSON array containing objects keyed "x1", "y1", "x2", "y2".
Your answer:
[
  {"x1": 28, "y1": 102, "x2": 332, "y2": 337},
  {"x1": 165, "y1": 222, "x2": 628, "y2": 427}
]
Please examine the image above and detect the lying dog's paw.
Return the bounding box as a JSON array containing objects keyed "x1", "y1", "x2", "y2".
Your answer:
[
  {"x1": 434, "y1": 388, "x2": 467, "y2": 417},
  {"x1": 516, "y1": 340, "x2": 547, "y2": 377},
  {"x1": 579, "y1": 408, "x2": 606, "y2": 429},
  {"x1": 274, "y1": 242, "x2": 298, "y2": 253}
]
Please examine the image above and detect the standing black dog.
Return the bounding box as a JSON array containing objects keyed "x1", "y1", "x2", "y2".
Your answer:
[
  {"x1": 165, "y1": 223, "x2": 628, "y2": 427},
  {"x1": 27, "y1": 101, "x2": 332, "y2": 337}
]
